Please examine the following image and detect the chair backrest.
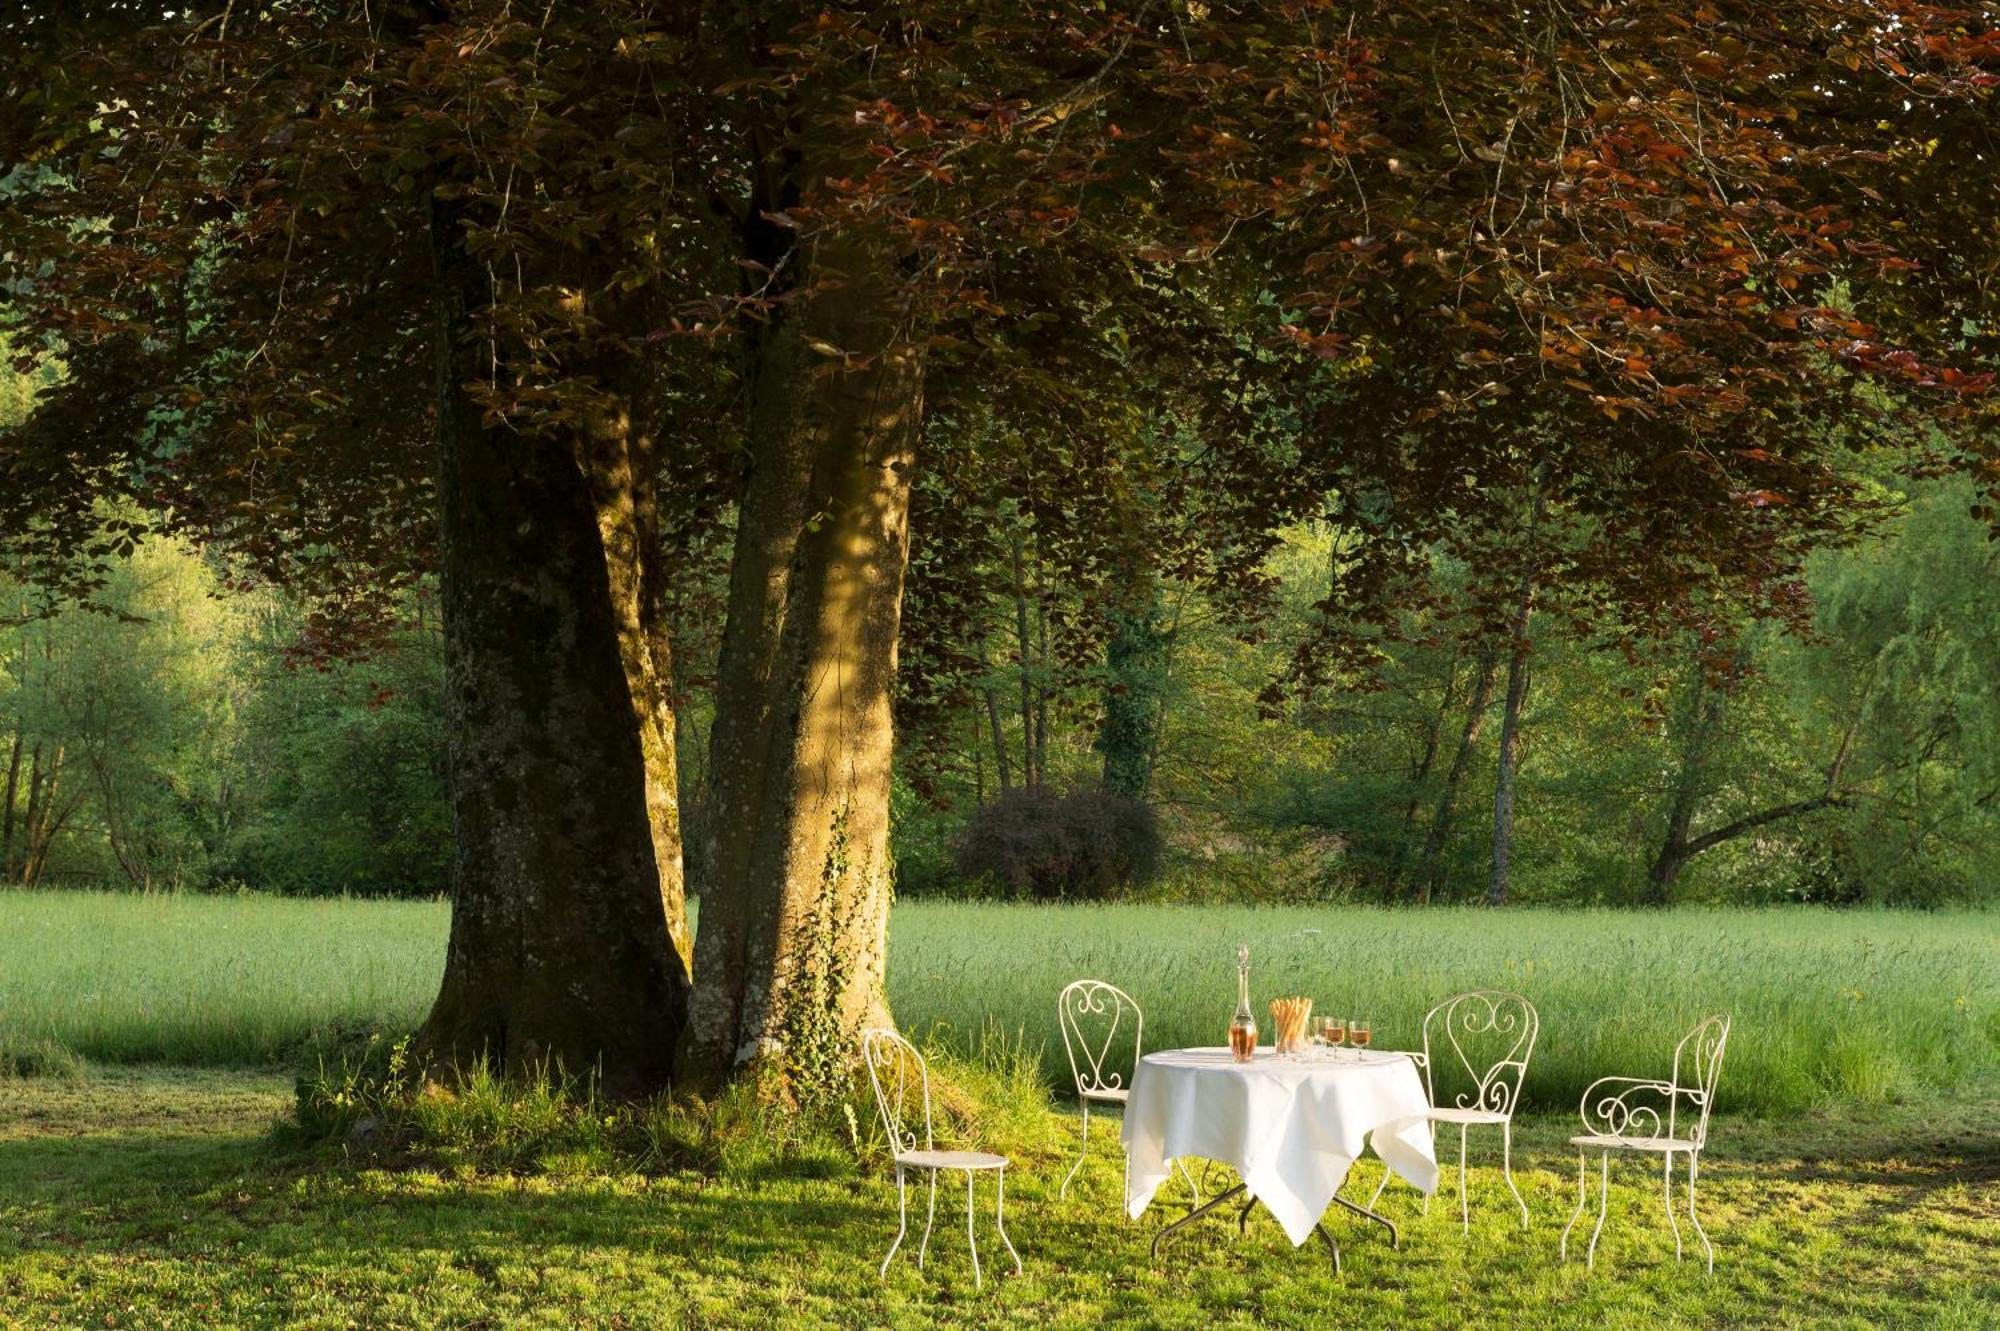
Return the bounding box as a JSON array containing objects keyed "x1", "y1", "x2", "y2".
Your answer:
[
  {"x1": 861, "y1": 1027, "x2": 932, "y2": 1158},
  {"x1": 1669, "y1": 1014, "x2": 1731, "y2": 1147},
  {"x1": 1419, "y1": 989, "x2": 1540, "y2": 1118},
  {"x1": 1057, "y1": 979, "x2": 1144, "y2": 1097}
]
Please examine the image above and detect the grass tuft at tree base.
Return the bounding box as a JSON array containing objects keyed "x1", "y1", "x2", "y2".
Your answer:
[{"x1": 286, "y1": 1021, "x2": 1066, "y2": 1186}]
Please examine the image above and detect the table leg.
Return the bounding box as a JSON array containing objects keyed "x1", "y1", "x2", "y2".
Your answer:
[
  {"x1": 1312, "y1": 1221, "x2": 1343, "y2": 1276},
  {"x1": 1149, "y1": 1183, "x2": 1248, "y2": 1261},
  {"x1": 1329, "y1": 1192, "x2": 1401, "y2": 1250}
]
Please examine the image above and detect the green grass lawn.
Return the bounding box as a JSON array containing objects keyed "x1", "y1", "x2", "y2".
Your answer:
[
  {"x1": 3, "y1": 892, "x2": 1994, "y2": 1113},
  {"x1": 1, "y1": 1068, "x2": 1994, "y2": 1329},
  {"x1": 0, "y1": 894, "x2": 1995, "y2": 1326}
]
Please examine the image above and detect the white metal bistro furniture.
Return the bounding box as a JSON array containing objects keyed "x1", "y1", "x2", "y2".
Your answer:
[
  {"x1": 861, "y1": 1028, "x2": 1022, "y2": 1289},
  {"x1": 1055, "y1": 979, "x2": 1200, "y2": 1207},
  {"x1": 1367, "y1": 989, "x2": 1539, "y2": 1232},
  {"x1": 1122, "y1": 1046, "x2": 1437, "y2": 1272},
  {"x1": 1561, "y1": 1014, "x2": 1732, "y2": 1273}
]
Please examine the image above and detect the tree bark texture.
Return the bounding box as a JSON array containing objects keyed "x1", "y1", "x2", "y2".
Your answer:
[
  {"x1": 684, "y1": 232, "x2": 924, "y2": 1086},
  {"x1": 412, "y1": 203, "x2": 690, "y2": 1100}
]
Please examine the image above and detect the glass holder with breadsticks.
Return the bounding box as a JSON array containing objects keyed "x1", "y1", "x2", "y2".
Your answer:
[{"x1": 1268, "y1": 996, "x2": 1313, "y2": 1058}]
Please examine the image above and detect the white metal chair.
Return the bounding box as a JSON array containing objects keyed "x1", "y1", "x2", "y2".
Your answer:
[
  {"x1": 861, "y1": 1027, "x2": 1022, "y2": 1289},
  {"x1": 1055, "y1": 979, "x2": 1199, "y2": 1207},
  {"x1": 1561, "y1": 1014, "x2": 1732, "y2": 1273},
  {"x1": 1368, "y1": 989, "x2": 1539, "y2": 1232}
]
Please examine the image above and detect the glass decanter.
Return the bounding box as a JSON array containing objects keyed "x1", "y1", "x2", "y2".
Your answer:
[{"x1": 1228, "y1": 942, "x2": 1257, "y2": 1062}]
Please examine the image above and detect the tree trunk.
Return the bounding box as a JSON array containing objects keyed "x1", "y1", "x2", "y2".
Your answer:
[
  {"x1": 983, "y1": 681, "x2": 1012, "y2": 794},
  {"x1": 18, "y1": 740, "x2": 44, "y2": 882},
  {"x1": 1486, "y1": 471, "x2": 1548, "y2": 907},
  {"x1": 411, "y1": 201, "x2": 690, "y2": 1101},
  {"x1": 1646, "y1": 647, "x2": 1852, "y2": 900},
  {"x1": 1032, "y1": 541, "x2": 1051, "y2": 786},
  {"x1": 1645, "y1": 656, "x2": 1728, "y2": 905},
  {"x1": 978, "y1": 632, "x2": 1012, "y2": 794},
  {"x1": 1099, "y1": 592, "x2": 1167, "y2": 799},
  {"x1": 684, "y1": 232, "x2": 924, "y2": 1090},
  {"x1": 1009, "y1": 531, "x2": 1037, "y2": 789},
  {"x1": 1388, "y1": 658, "x2": 1458, "y2": 901},
  {"x1": 1, "y1": 730, "x2": 21, "y2": 879},
  {"x1": 1486, "y1": 640, "x2": 1531, "y2": 906},
  {"x1": 22, "y1": 742, "x2": 75, "y2": 888},
  {"x1": 1413, "y1": 648, "x2": 1499, "y2": 903},
  {"x1": 90, "y1": 750, "x2": 150, "y2": 893}
]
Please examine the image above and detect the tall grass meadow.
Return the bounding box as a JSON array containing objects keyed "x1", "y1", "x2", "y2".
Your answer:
[{"x1": 2, "y1": 890, "x2": 1993, "y2": 1115}]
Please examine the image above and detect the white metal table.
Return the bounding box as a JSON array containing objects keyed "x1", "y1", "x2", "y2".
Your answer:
[{"x1": 1122, "y1": 1046, "x2": 1438, "y2": 1271}]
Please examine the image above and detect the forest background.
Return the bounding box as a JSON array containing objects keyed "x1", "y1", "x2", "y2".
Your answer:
[{"x1": 7, "y1": 342, "x2": 1993, "y2": 912}]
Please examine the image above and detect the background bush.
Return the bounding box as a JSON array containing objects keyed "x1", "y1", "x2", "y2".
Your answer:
[{"x1": 952, "y1": 786, "x2": 1162, "y2": 900}]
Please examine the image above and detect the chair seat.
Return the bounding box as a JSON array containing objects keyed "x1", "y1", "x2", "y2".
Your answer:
[
  {"x1": 896, "y1": 1149, "x2": 1009, "y2": 1171},
  {"x1": 1570, "y1": 1133, "x2": 1699, "y2": 1154},
  {"x1": 1425, "y1": 1106, "x2": 1510, "y2": 1126},
  {"x1": 1080, "y1": 1087, "x2": 1129, "y2": 1105}
]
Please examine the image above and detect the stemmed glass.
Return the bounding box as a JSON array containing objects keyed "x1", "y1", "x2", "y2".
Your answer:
[
  {"x1": 1320, "y1": 1015, "x2": 1347, "y2": 1061},
  {"x1": 1349, "y1": 1019, "x2": 1372, "y2": 1057}
]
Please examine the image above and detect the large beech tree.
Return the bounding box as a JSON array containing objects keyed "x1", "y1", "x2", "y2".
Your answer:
[{"x1": 4, "y1": 0, "x2": 1992, "y2": 1097}]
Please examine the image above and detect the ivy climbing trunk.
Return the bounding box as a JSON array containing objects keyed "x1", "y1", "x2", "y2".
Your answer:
[
  {"x1": 412, "y1": 204, "x2": 690, "y2": 1100},
  {"x1": 684, "y1": 232, "x2": 923, "y2": 1089}
]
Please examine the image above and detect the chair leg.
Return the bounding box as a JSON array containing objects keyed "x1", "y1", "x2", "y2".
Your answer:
[
  {"x1": 1502, "y1": 1121, "x2": 1529, "y2": 1228},
  {"x1": 1175, "y1": 1157, "x2": 1200, "y2": 1208},
  {"x1": 1459, "y1": 1122, "x2": 1471, "y2": 1234},
  {"x1": 996, "y1": 1166, "x2": 1023, "y2": 1276},
  {"x1": 1585, "y1": 1151, "x2": 1611, "y2": 1269},
  {"x1": 1368, "y1": 1158, "x2": 1392, "y2": 1213},
  {"x1": 918, "y1": 1169, "x2": 938, "y2": 1270},
  {"x1": 1688, "y1": 1152, "x2": 1714, "y2": 1274},
  {"x1": 966, "y1": 1170, "x2": 983, "y2": 1290},
  {"x1": 1060, "y1": 1102, "x2": 1090, "y2": 1200},
  {"x1": 1560, "y1": 1149, "x2": 1587, "y2": 1262},
  {"x1": 1663, "y1": 1150, "x2": 1683, "y2": 1261},
  {"x1": 880, "y1": 1165, "x2": 909, "y2": 1278}
]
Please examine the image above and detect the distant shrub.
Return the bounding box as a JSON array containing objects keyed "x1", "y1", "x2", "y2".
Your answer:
[{"x1": 952, "y1": 786, "x2": 1162, "y2": 900}]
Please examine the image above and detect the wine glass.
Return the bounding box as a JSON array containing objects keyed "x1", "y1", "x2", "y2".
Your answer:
[
  {"x1": 1321, "y1": 1015, "x2": 1347, "y2": 1061},
  {"x1": 1349, "y1": 1018, "x2": 1372, "y2": 1056}
]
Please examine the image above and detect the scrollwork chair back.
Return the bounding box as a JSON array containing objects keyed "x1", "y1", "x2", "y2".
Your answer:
[
  {"x1": 1672, "y1": 1014, "x2": 1731, "y2": 1148},
  {"x1": 1057, "y1": 980, "x2": 1143, "y2": 1099},
  {"x1": 862, "y1": 1027, "x2": 933, "y2": 1158},
  {"x1": 1421, "y1": 989, "x2": 1540, "y2": 1119}
]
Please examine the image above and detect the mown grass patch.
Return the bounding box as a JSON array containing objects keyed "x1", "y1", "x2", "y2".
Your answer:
[{"x1": 0, "y1": 1067, "x2": 1993, "y2": 1329}]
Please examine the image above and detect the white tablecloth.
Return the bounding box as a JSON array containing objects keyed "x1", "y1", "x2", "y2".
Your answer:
[{"x1": 1122, "y1": 1047, "x2": 1438, "y2": 1246}]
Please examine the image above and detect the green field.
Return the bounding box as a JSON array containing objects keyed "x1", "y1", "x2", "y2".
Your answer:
[
  {"x1": 1, "y1": 891, "x2": 1995, "y2": 1115},
  {"x1": 0, "y1": 891, "x2": 1996, "y2": 1328}
]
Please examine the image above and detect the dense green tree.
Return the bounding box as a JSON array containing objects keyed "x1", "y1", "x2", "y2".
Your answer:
[{"x1": 5, "y1": 0, "x2": 1994, "y2": 1101}]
